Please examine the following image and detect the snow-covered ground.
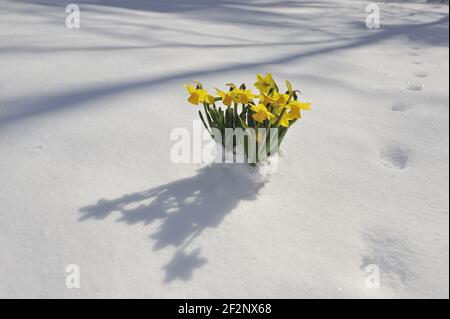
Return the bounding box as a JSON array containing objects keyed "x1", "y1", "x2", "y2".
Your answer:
[{"x1": 0, "y1": 0, "x2": 448, "y2": 298}]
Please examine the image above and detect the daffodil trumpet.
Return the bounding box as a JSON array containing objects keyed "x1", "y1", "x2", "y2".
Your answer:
[{"x1": 185, "y1": 73, "x2": 311, "y2": 164}]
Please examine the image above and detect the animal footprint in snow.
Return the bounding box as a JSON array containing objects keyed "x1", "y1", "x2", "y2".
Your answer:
[
  {"x1": 380, "y1": 144, "x2": 410, "y2": 170},
  {"x1": 408, "y1": 52, "x2": 420, "y2": 57},
  {"x1": 406, "y1": 82, "x2": 424, "y2": 91},
  {"x1": 390, "y1": 101, "x2": 412, "y2": 112},
  {"x1": 414, "y1": 71, "x2": 428, "y2": 78}
]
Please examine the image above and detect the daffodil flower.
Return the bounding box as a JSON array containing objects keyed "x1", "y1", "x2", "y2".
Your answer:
[
  {"x1": 185, "y1": 85, "x2": 215, "y2": 105},
  {"x1": 254, "y1": 73, "x2": 275, "y2": 94},
  {"x1": 287, "y1": 100, "x2": 311, "y2": 120},
  {"x1": 251, "y1": 103, "x2": 275, "y2": 122},
  {"x1": 215, "y1": 88, "x2": 233, "y2": 107},
  {"x1": 185, "y1": 74, "x2": 311, "y2": 164},
  {"x1": 232, "y1": 89, "x2": 256, "y2": 104},
  {"x1": 278, "y1": 111, "x2": 291, "y2": 127},
  {"x1": 259, "y1": 94, "x2": 274, "y2": 105},
  {"x1": 272, "y1": 92, "x2": 290, "y2": 107},
  {"x1": 267, "y1": 92, "x2": 289, "y2": 114}
]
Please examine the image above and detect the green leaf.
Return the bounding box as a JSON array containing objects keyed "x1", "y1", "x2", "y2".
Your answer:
[
  {"x1": 199, "y1": 111, "x2": 213, "y2": 138},
  {"x1": 247, "y1": 107, "x2": 255, "y2": 127},
  {"x1": 238, "y1": 115, "x2": 249, "y2": 129},
  {"x1": 225, "y1": 108, "x2": 231, "y2": 128},
  {"x1": 204, "y1": 104, "x2": 218, "y2": 130},
  {"x1": 286, "y1": 80, "x2": 293, "y2": 93},
  {"x1": 272, "y1": 108, "x2": 287, "y2": 127}
]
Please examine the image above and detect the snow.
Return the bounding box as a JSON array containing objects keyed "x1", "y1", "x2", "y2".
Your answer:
[{"x1": 0, "y1": 0, "x2": 448, "y2": 298}]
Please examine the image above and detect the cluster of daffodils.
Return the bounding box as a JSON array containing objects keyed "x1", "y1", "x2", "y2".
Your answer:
[{"x1": 185, "y1": 73, "x2": 311, "y2": 163}]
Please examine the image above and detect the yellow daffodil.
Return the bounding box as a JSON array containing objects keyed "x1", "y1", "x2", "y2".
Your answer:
[
  {"x1": 287, "y1": 100, "x2": 311, "y2": 120},
  {"x1": 231, "y1": 89, "x2": 256, "y2": 104},
  {"x1": 251, "y1": 103, "x2": 275, "y2": 122},
  {"x1": 185, "y1": 74, "x2": 311, "y2": 164},
  {"x1": 225, "y1": 89, "x2": 252, "y2": 104},
  {"x1": 254, "y1": 73, "x2": 275, "y2": 94},
  {"x1": 278, "y1": 111, "x2": 291, "y2": 127},
  {"x1": 267, "y1": 92, "x2": 290, "y2": 114},
  {"x1": 185, "y1": 85, "x2": 215, "y2": 105},
  {"x1": 259, "y1": 94, "x2": 274, "y2": 105},
  {"x1": 272, "y1": 92, "x2": 290, "y2": 107},
  {"x1": 215, "y1": 88, "x2": 233, "y2": 107}
]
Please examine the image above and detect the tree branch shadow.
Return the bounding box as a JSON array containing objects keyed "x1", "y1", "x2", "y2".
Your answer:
[
  {"x1": 1, "y1": 9, "x2": 447, "y2": 125},
  {"x1": 79, "y1": 164, "x2": 265, "y2": 283}
]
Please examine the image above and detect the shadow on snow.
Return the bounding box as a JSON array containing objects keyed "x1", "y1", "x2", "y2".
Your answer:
[{"x1": 79, "y1": 164, "x2": 265, "y2": 282}]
